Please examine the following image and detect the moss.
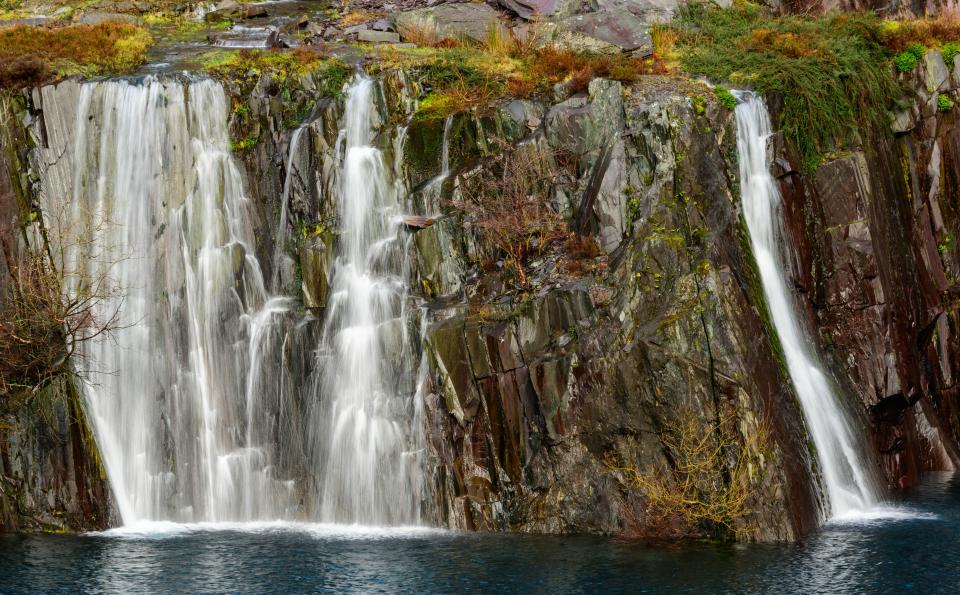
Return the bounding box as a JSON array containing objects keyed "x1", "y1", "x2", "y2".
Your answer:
[
  {"x1": 713, "y1": 85, "x2": 737, "y2": 110},
  {"x1": 196, "y1": 48, "x2": 350, "y2": 97}
]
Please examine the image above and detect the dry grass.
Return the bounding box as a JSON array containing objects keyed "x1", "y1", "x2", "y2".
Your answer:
[
  {"x1": 397, "y1": 15, "x2": 457, "y2": 47},
  {"x1": 651, "y1": 23, "x2": 679, "y2": 70},
  {"x1": 880, "y1": 13, "x2": 960, "y2": 52},
  {"x1": 0, "y1": 21, "x2": 151, "y2": 88},
  {"x1": 528, "y1": 47, "x2": 667, "y2": 93},
  {"x1": 340, "y1": 9, "x2": 382, "y2": 28}
]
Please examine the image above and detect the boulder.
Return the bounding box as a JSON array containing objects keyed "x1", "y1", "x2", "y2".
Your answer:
[
  {"x1": 497, "y1": 0, "x2": 583, "y2": 20},
  {"x1": 394, "y1": 3, "x2": 501, "y2": 44},
  {"x1": 77, "y1": 12, "x2": 140, "y2": 25},
  {"x1": 924, "y1": 50, "x2": 950, "y2": 93},
  {"x1": 558, "y1": 9, "x2": 652, "y2": 53},
  {"x1": 358, "y1": 30, "x2": 401, "y2": 43}
]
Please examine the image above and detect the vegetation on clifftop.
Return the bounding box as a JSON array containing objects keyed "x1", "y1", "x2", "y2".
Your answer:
[
  {"x1": 0, "y1": 21, "x2": 152, "y2": 89},
  {"x1": 674, "y1": 2, "x2": 898, "y2": 171}
]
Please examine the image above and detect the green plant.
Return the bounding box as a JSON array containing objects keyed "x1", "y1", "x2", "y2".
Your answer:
[
  {"x1": 944, "y1": 41, "x2": 960, "y2": 64},
  {"x1": 906, "y1": 42, "x2": 927, "y2": 59},
  {"x1": 939, "y1": 94, "x2": 955, "y2": 112},
  {"x1": 895, "y1": 51, "x2": 920, "y2": 72},
  {"x1": 714, "y1": 85, "x2": 737, "y2": 110}
]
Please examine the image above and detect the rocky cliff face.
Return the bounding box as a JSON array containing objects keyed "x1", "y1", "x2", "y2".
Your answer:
[
  {"x1": 0, "y1": 94, "x2": 114, "y2": 533},
  {"x1": 4, "y1": 56, "x2": 960, "y2": 538},
  {"x1": 221, "y1": 71, "x2": 820, "y2": 540}
]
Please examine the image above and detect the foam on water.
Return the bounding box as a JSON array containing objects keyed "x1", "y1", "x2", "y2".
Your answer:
[{"x1": 88, "y1": 521, "x2": 446, "y2": 539}]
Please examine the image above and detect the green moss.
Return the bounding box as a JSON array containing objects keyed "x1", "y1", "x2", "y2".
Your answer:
[
  {"x1": 675, "y1": 3, "x2": 898, "y2": 173},
  {"x1": 196, "y1": 48, "x2": 350, "y2": 97},
  {"x1": 938, "y1": 93, "x2": 955, "y2": 112}
]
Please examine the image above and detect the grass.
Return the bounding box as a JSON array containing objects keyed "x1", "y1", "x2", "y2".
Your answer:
[
  {"x1": 674, "y1": 2, "x2": 898, "y2": 171},
  {"x1": 0, "y1": 21, "x2": 152, "y2": 88}
]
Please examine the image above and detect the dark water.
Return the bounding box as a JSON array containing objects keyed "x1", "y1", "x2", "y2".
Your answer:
[{"x1": 2, "y1": 473, "x2": 959, "y2": 593}]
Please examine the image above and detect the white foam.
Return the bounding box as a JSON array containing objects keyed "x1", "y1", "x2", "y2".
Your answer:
[
  {"x1": 87, "y1": 521, "x2": 449, "y2": 539},
  {"x1": 829, "y1": 506, "x2": 939, "y2": 525}
]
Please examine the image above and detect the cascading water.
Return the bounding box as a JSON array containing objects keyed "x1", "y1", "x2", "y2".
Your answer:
[
  {"x1": 309, "y1": 77, "x2": 423, "y2": 525},
  {"x1": 734, "y1": 92, "x2": 881, "y2": 518},
  {"x1": 59, "y1": 78, "x2": 299, "y2": 524},
  {"x1": 46, "y1": 73, "x2": 425, "y2": 528}
]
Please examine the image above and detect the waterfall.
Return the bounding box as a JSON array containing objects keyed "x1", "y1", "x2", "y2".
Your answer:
[
  {"x1": 271, "y1": 126, "x2": 306, "y2": 294},
  {"x1": 309, "y1": 77, "x2": 423, "y2": 525},
  {"x1": 734, "y1": 93, "x2": 881, "y2": 518},
  {"x1": 58, "y1": 78, "x2": 298, "y2": 524}
]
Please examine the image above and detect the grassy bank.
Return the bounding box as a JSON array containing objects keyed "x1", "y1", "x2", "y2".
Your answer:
[
  {"x1": 673, "y1": 2, "x2": 960, "y2": 170},
  {"x1": 0, "y1": 21, "x2": 152, "y2": 88}
]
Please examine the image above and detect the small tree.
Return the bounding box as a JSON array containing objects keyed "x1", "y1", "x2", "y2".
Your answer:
[{"x1": 0, "y1": 209, "x2": 121, "y2": 408}]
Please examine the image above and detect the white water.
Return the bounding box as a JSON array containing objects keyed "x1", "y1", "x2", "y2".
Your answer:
[
  {"x1": 308, "y1": 77, "x2": 423, "y2": 525},
  {"x1": 271, "y1": 126, "x2": 306, "y2": 294},
  {"x1": 59, "y1": 78, "x2": 298, "y2": 524},
  {"x1": 45, "y1": 75, "x2": 428, "y2": 530},
  {"x1": 734, "y1": 93, "x2": 881, "y2": 518}
]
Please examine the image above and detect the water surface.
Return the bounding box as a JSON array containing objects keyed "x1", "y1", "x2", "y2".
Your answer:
[{"x1": 2, "y1": 473, "x2": 957, "y2": 593}]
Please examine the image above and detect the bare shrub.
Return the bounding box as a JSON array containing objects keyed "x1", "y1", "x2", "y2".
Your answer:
[
  {"x1": 456, "y1": 142, "x2": 565, "y2": 285},
  {"x1": 605, "y1": 408, "x2": 766, "y2": 539},
  {"x1": 0, "y1": 212, "x2": 121, "y2": 406}
]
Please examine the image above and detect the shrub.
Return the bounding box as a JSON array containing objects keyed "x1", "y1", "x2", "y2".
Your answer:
[
  {"x1": 456, "y1": 142, "x2": 565, "y2": 285},
  {"x1": 0, "y1": 220, "x2": 120, "y2": 404},
  {"x1": 0, "y1": 55, "x2": 48, "y2": 89},
  {"x1": 605, "y1": 408, "x2": 765, "y2": 539},
  {"x1": 939, "y1": 93, "x2": 955, "y2": 112},
  {"x1": 714, "y1": 85, "x2": 737, "y2": 109},
  {"x1": 943, "y1": 41, "x2": 960, "y2": 64},
  {"x1": 895, "y1": 50, "x2": 920, "y2": 72},
  {"x1": 905, "y1": 41, "x2": 927, "y2": 59},
  {"x1": 882, "y1": 15, "x2": 960, "y2": 53}
]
